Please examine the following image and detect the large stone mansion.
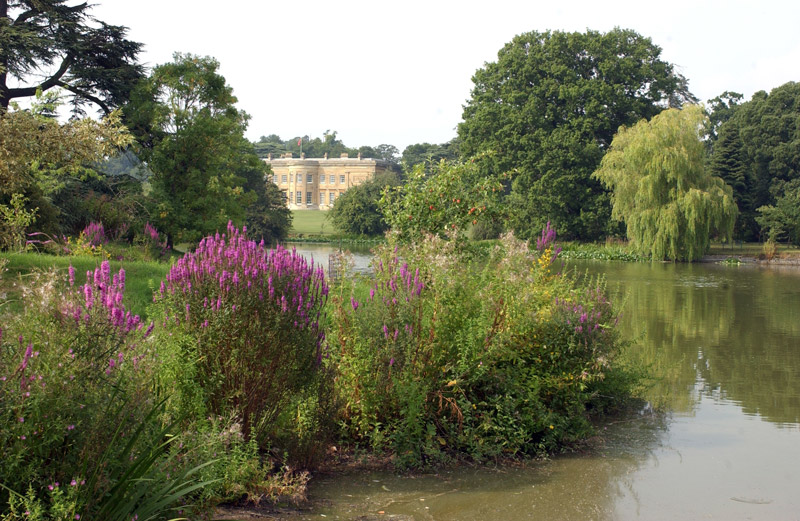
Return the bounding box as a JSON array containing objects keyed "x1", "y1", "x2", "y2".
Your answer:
[{"x1": 264, "y1": 153, "x2": 393, "y2": 210}]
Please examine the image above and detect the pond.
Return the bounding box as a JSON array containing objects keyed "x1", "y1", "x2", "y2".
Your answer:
[{"x1": 286, "y1": 246, "x2": 800, "y2": 520}]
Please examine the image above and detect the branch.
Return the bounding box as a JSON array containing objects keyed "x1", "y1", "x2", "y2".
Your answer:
[
  {"x1": 12, "y1": 8, "x2": 40, "y2": 26},
  {"x1": 5, "y1": 55, "x2": 73, "y2": 99},
  {"x1": 56, "y1": 80, "x2": 111, "y2": 115}
]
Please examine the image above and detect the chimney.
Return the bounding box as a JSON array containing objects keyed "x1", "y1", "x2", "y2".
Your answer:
[
  {"x1": 300, "y1": 152, "x2": 305, "y2": 159},
  {"x1": 324, "y1": 152, "x2": 328, "y2": 159},
  {"x1": 358, "y1": 152, "x2": 362, "y2": 160},
  {"x1": 267, "y1": 153, "x2": 272, "y2": 160},
  {"x1": 340, "y1": 153, "x2": 349, "y2": 158}
]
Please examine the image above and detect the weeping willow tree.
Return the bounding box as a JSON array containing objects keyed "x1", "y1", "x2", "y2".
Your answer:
[{"x1": 593, "y1": 105, "x2": 737, "y2": 261}]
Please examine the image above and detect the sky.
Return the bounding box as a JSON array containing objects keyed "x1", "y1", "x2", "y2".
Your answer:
[{"x1": 89, "y1": 0, "x2": 800, "y2": 152}]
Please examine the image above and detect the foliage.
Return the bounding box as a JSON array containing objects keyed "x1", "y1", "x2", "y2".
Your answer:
[
  {"x1": 558, "y1": 241, "x2": 649, "y2": 262},
  {"x1": 458, "y1": 28, "x2": 696, "y2": 241},
  {"x1": 709, "y1": 117, "x2": 752, "y2": 239},
  {"x1": 330, "y1": 173, "x2": 399, "y2": 236},
  {"x1": 401, "y1": 139, "x2": 461, "y2": 170},
  {"x1": 0, "y1": 1, "x2": 143, "y2": 113},
  {"x1": 125, "y1": 53, "x2": 272, "y2": 245},
  {"x1": 0, "y1": 261, "x2": 207, "y2": 519},
  {"x1": 253, "y1": 132, "x2": 400, "y2": 166},
  {"x1": 756, "y1": 179, "x2": 800, "y2": 245},
  {"x1": 0, "y1": 105, "x2": 132, "y2": 197},
  {"x1": 0, "y1": 194, "x2": 37, "y2": 251},
  {"x1": 593, "y1": 106, "x2": 737, "y2": 261},
  {"x1": 326, "y1": 227, "x2": 629, "y2": 467},
  {"x1": 716, "y1": 82, "x2": 800, "y2": 239},
  {"x1": 153, "y1": 222, "x2": 329, "y2": 450},
  {"x1": 244, "y1": 177, "x2": 293, "y2": 244},
  {"x1": 380, "y1": 157, "x2": 511, "y2": 242},
  {"x1": 705, "y1": 91, "x2": 744, "y2": 147},
  {"x1": 357, "y1": 144, "x2": 400, "y2": 165}
]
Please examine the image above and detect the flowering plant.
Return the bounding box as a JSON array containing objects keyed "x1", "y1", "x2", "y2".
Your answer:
[{"x1": 155, "y1": 222, "x2": 328, "y2": 446}]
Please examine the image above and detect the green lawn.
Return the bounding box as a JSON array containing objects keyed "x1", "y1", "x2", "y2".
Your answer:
[
  {"x1": 290, "y1": 210, "x2": 333, "y2": 236},
  {"x1": 1, "y1": 252, "x2": 170, "y2": 319}
]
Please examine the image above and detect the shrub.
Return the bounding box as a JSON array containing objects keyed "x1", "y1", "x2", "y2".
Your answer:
[
  {"x1": 0, "y1": 261, "x2": 203, "y2": 519},
  {"x1": 327, "y1": 225, "x2": 629, "y2": 466},
  {"x1": 154, "y1": 222, "x2": 329, "y2": 452}
]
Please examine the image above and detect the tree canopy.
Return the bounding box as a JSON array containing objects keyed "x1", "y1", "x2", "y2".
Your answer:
[
  {"x1": 329, "y1": 172, "x2": 399, "y2": 236},
  {"x1": 0, "y1": 0, "x2": 143, "y2": 113},
  {"x1": 125, "y1": 53, "x2": 288, "y2": 245},
  {"x1": 458, "y1": 28, "x2": 696, "y2": 241},
  {"x1": 593, "y1": 105, "x2": 737, "y2": 261},
  {"x1": 711, "y1": 81, "x2": 800, "y2": 240},
  {"x1": 401, "y1": 139, "x2": 460, "y2": 170}
]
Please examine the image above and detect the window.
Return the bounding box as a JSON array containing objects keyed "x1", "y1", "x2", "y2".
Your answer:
[
  {"x1": 288, "y1": 191, "x2": 293, "y2": 201},
  {"x1": 340, "y1": 175, "x2": 345, "y2": 184},
  {"x1": 296, "y1": 191, "x2": 302, "y2": 204},
  {"x1": 306, "y1": 192, "x2": 312, "y2": 204},
  {"x1": 282, "y1": 190, "x2": 288, "y2": 201},
  {"x1": 281, "y1": 174, "x2": 287, "y2": 184},
  {"x1": 330, "y1": 175, "x2": 335, "y2": 184},
  {"x1": 307, "y1": 174, "x2": 313, "y2": 183},
  {"x1": 296, "y1": 173, "x2": 302, "y2": 183},
  {"x1": 272, "y1": 174, "x2": 278, "y2": 184},
  {"x1": 320, "y1": 175, "x2": 326, "y2": 184},
  {"x1": 320, "y1": 192, "x2": 325, "y2": 204},
  {"x1": 329, "y1": 192, "x2": 335, "y2": 204}
]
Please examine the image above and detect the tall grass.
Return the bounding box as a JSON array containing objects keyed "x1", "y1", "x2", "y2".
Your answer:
[{"x1": 0, "y1": 253, "x2": 170, "y2": 319}]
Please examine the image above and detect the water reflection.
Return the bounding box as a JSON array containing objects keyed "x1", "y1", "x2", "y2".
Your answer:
[
  {"x1": 585, "y1": 261, "x2": 800, "y2": 426},
  {"x1": 282, "y1": 252, "x2": 800, "y2": 520},
  {"x1": 284, "y1": 242, "x2": 375, "y2": 275}
]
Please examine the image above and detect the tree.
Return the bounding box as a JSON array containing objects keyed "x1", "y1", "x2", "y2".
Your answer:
[
  {"x1": 458, "y1": 28, "x2": 696, "y2": 241},
  {"x1": 243, "y1": 165, "x2": 292, "y2": 244},
  {"x1": 705, "y1": 91, "x2": 743, "y2": 147},
  {"x1": 0, "y1": 97, "x2": 132, "y2": 245},
  {"x1": 593, "y1": 106, "x2": 737, "y2": 261},
  {"x1": 329, "y1": 172, "x2": 398, "y2": 236},
  {"x1": 380, "y1": 156, "x2": 512, "y2": 242},
  {"x1": 756, "y1": 179, "x2": 800, "y2": 245},
  {"x1": 715, "y1": 82, "x2": 800, "y2": 240},
  {"x1": 126, "y1": 53, "x2": 278, "y2": 245},
  {"x1": 401, "y1": 139, "x2": 460, "y2": 170},
  {"x1": 709, "y1": 118, "x2": 753, "y2": 239},
  {"x1": 1, "y1": 0, "x2": 143, "y2": 113}
]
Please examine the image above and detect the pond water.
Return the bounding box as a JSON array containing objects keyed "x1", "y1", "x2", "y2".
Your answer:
[{"x1": 286, "y1": 246, "x2": 800, "y2": 521}]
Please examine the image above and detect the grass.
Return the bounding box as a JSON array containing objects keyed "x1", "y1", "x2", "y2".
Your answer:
[
  {"x1": 290, "y1": 210, "x2": 332, "y2": 236},
  {"x1": 0, "y1": 252, "x2": 171, "y2": 319}
]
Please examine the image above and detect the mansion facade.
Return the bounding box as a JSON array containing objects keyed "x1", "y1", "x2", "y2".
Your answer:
[{"x1": 264, "y1": 153, "x2": 392, "y2": 210}]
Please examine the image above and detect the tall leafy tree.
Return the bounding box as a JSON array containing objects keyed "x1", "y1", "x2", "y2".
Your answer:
[
  {"x1": 458, "y1": 28, "x2": 696, "y2": 241},
  {"x1": 709, "y1": 118, "x2": 753, "y2": 239},
  {"x1": 594, "y1": 106, "x2": 737, "y2": 261},
  {"x1": 716, "y1": 82, "x2": 800, "y2": 240},
  {"x1": 0, "y1": 0, "x2": 143, "y2": 113},
  {"x1": 126, "y1": 53, "x2": 286, "y2": 244},
  {"x1": 705, "y1": 91, "x2": 743, "y2": 148}
]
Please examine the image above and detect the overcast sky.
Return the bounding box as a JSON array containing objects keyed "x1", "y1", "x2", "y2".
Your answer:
[{"x1": 91, "y1": 0, "x2": 800, "y2": 152}]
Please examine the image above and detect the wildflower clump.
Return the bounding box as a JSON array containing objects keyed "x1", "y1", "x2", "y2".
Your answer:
[
  {"x1": 0, "y1": 261, "x2": 166, "y2": 517},
  {"x1": 328, "y1": 224, "x2": 627, "y2": 466},
  {"x1": 155, "y1": 222, "x2": 328, "y2": 445}
]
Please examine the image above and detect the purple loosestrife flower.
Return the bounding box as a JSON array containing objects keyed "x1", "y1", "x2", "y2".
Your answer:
[{"x1": 351, "y1": 297, "x2": 359, "y2": 311}]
